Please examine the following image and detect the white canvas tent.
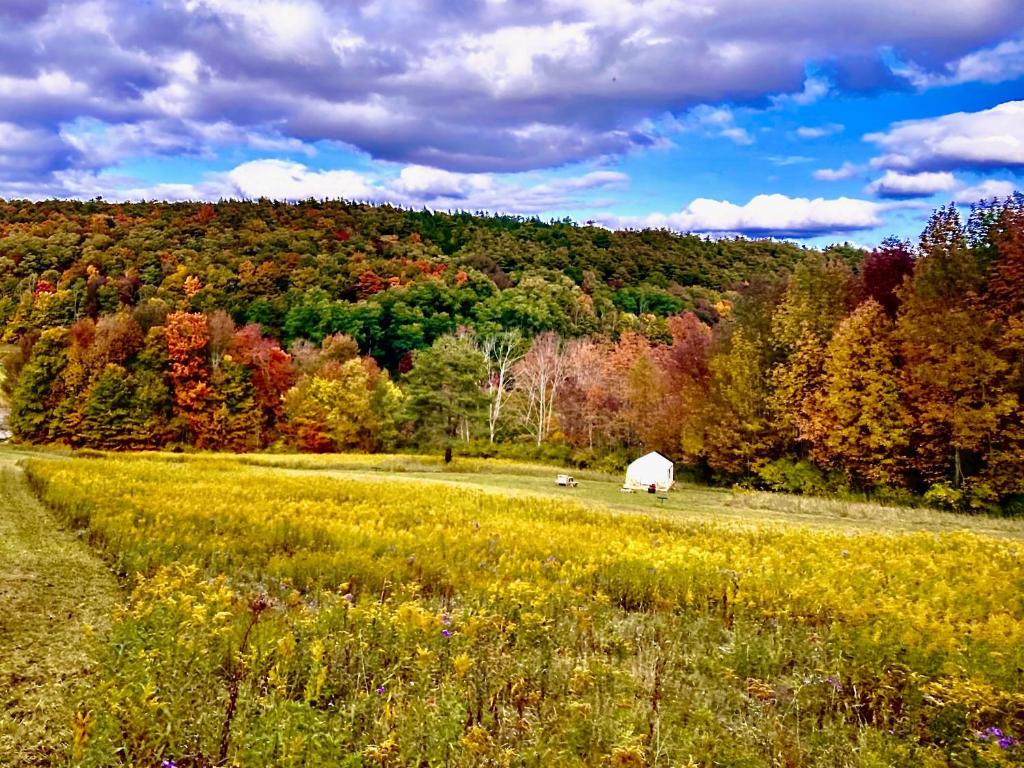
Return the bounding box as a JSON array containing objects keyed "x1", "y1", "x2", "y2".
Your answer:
[{"x1": 623, "y1": 451, "x2": 674, "y2": 492}]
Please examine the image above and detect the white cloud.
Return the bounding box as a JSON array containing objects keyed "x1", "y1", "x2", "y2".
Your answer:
[
  {"x1": 814, "y1": 162, "x2": 862, "y2": 181},
  {"x1": 866, "y1": 100, "x2": 1024, "y2": 172},
  {"x1": 0, "y1": 121, "x2": 76, "y2": 178},
  {"x1": 0, "y1": 69, "x2": 90, "y2": 100},
  {"x1": 60, "y1": 119, "x2": 317, "y2": 168},
  {"x1": 412, "y1": 21, "x2": 599, "y2": 99},
  {"x1": 41, "y1": 159, "x2": 631, "y2": 215},
  {"x1": 771, "y1": 75, "x2": 831, "y2": 107},
  {"x1": 3, "y1": 0, "x2": 1024, "y2": 181},
  {"x1": 896, "y1": 38, "x2": 1024, "y2": 88},
  {"x1": 549, "y1": 170, "x2": 630, "y2": 191},
  {"x1": 0, "y1": 122, "x2": 51, "y2": 153},
  {"x1": 391, "y1": 165, "x2": 482, "y2": 199},
  {"x1": 5, "y1": 0, "x2": 1024, "y2": 200},
  {"x1": 225, "y1": 159, "x2": 381, "y2": 200},
  {"x1": 185, "y1": 0, "x2": 330, "y2": 60},
  {"x1": 953, "y1": 179, "x2": 1018, "y2": 203},
  {"x1": 767, "y1": 155, "x2": 813, "y2": 166},
  {"x1": 861, "y1": 168, "x2": 1019, "y2": 202},
  {"x1": 866, "y1": 170, "x2": 959, "y2": 198},
  {"x1": 46, "y1": 167, "x2": 224, "y2": 201},
  {"x1": 721, "y1": 127, "x2": 754, "y2": 145},
  {"x1": 609, "y1": 193, "x2": 882, "y2": 237},
  {"x1": 796, "y1": 123, "x2": 844, "y2": 139},
  {"x1": 389, "y1": 169, "x2": 629, "y2": 212},
  {"x1": 689, "y1": 106, "x2": 734, "y2": 128},
  {"x1": 684, "y1": 105, "x2": 755, "y2": 145}
]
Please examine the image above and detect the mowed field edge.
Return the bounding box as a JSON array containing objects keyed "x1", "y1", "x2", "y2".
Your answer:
[{"x1": 0, "y1": 450, "x2": 119, "y2": 767}]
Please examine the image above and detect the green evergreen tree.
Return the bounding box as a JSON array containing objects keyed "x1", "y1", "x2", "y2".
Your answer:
[
  {"x1": 78, "y1": 364, "x2": 138, "y2": 449},
  {"x1": 10, "y1": 329, "x2": 68, "y2": 442},
  {"x1": 403, "y1": 334, "x2": 488, "y2": 446}
]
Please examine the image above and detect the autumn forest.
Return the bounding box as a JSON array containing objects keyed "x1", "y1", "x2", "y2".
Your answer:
[{"x1": 3, "y1": 196, "x2": 1023, "y2": 512}]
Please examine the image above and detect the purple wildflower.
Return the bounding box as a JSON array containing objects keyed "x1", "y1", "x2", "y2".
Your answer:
[
  {"x1": 441, "y1": 629, "x2": 452, "y2": 638},
  {"x1": 977, "y1": 727, "x2": 1018, "y2": 748},
  {"x1": 441, "y1": 614, "x2": 451, "y2": 625},
  {"x1": 375, "y1": 685, "x2": 385, "y2": 695},
  {"x1": 161, "y1": 761, "x2": 177, "y2": 768}
]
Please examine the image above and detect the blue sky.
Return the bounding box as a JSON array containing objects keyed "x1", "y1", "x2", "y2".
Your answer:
[{"x1": 2, "y1": 1, "x2": 1024, "y2": 247}]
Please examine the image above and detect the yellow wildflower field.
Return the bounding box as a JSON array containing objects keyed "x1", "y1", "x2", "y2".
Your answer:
[{"x1": 25, "y1": 454, "x2": 1024, "y2": 767}]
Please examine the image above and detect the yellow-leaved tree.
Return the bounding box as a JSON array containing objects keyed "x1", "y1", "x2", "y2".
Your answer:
[{"x1": 809, "y1": 299, "x2": 911, "y2": 488}]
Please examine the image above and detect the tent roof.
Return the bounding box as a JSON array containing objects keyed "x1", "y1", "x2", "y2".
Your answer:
[{"x1": 627, "y1": 451, "x2": 673, "y2": 470}]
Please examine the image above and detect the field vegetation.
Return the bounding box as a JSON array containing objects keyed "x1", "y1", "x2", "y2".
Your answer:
[{"x1": 21, "y1": 451, "x2": 1024, "y2": 767}]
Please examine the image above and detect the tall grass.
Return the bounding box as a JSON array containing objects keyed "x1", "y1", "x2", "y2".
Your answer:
[{"x1": 27, "y1": 455, "x2": 1024, "y2": 767}]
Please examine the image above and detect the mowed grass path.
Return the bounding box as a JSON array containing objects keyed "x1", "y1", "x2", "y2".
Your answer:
[{"x1": 0, "y1": 448, "x2": 119, "y2": 767}]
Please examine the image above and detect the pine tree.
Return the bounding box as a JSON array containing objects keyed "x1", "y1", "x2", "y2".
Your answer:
[
  {"x1": 78, "y1": 364, "x2": 139, "y2": 449},
  {"x1": 662, "y1": 313, "x2": 712, "y2": 462},
  {"x1": 230, "y1": 324, "x2": 294, "y2": 446},
  {"x1": 132, "y1": 327, "x2": 175, "y2": 448},
  {"x1": 771, "y1": 254, "x2": 853, "y2": 351},
  {"x1": 286, "y1": 359, "x2": 373, "y2": 451},
  {"x1": 987, "y1": 202, "x2": 1024, "y2": 320},
  {"x1": 975, "y1": 202, "x2": 1024, "y2": 502},
  {"x1": 556, "y1": 339, "x2": 614, "y2": 451},
  {"x1": 209, "y1": 359, "x2": 261, "y2": 451},
  {"x1": 10, "y1": 329, "x2": 68, "y2": 442},
  {"x1": 403, "y1": 334, "x2": 488, "y2": 445},
  {"x1": 769, "y1": 330, "x2": 825, "y2": 449}
]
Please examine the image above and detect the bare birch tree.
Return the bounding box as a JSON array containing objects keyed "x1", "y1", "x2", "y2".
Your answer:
[
  {"x1": 513, "y1": 332, "x2": 572, "y2": 446},
  {"x1": 480, "y1": 329, "x2": 524, "y2": 443}
]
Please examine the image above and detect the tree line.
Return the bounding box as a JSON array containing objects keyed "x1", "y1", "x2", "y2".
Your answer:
[{"x1": 3, "y1": 195, "x2": 1023, "y2": 511}]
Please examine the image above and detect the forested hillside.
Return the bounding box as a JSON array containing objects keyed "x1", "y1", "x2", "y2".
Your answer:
[
  {"x1": 0, "y1": 198, "x2": 820, "y2": 355},
  {"x1": 3, "y1": 195, "x2": 1024, "y2": 512}
]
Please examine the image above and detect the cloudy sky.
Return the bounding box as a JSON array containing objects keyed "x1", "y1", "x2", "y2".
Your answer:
[{"x1": 2, "y1": 0, "x2": 1024, "y2": 245}]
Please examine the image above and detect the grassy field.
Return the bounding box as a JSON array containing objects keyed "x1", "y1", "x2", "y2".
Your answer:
[
  {"x1": 90, "y1": 448, "x2": 1024, "y2": 537},
  {"x1": 9, "y1": 448, "x2": 1024, "y2": 766},
  {"x1": 239, "y1": 452, "x2": 1024, "y2": 538}
]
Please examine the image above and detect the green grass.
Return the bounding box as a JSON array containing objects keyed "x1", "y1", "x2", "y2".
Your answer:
[{"x1": 0, "y1": 449, "x2": 119, "y2": 767}]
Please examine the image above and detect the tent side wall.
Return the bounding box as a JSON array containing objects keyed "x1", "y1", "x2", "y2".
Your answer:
[{"x1": 623, "y1": 455, "x2": 675, "y2": 491}]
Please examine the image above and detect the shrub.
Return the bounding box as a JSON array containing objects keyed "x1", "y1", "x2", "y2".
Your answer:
[{"x1": 755, "y1": 458, "x2": 845, "y2": 496}]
